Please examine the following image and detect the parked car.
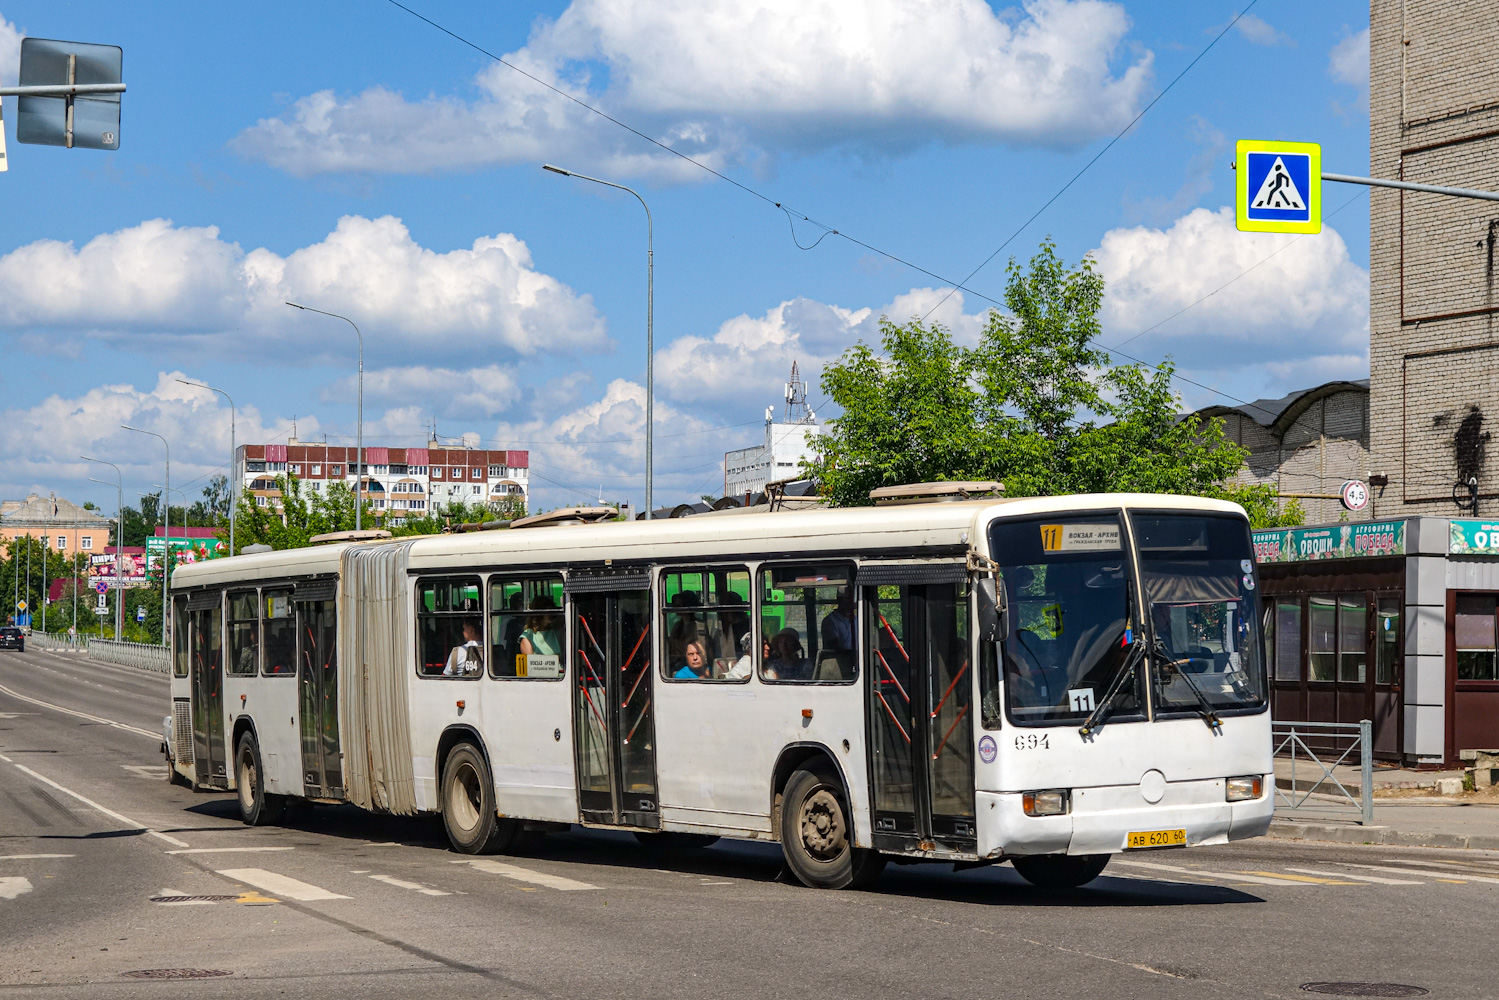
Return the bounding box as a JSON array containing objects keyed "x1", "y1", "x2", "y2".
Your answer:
[{"x1": 0, "y1": 626, "x2": 24, "y2": 651}]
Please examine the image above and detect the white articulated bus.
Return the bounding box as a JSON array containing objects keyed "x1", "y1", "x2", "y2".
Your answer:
[{"x1": 164, "y1": 488, "x2": 1273, "y2": 889}]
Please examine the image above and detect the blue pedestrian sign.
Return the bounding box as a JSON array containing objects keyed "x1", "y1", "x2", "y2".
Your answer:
[
  {"x1": 1236, "y1": 140, "x2": 1321, "y2": 234},
  {"x1": 136, "y1": 606, "x2": 146, "y2": 623}
]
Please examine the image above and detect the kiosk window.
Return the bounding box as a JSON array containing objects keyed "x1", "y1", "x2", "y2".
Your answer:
[
  {"x1": 418, "y1": 577, "x2": 484, "y2": 677},
  {"x1": 661, "y1": 567, "x2": 752, "y2": 681},
  {"x1": 490, "y1": 576, "x2": 565, "y2": 678},
  {"x1": 1456, "y1": 594, "x2": 1498, "y2": 681}
]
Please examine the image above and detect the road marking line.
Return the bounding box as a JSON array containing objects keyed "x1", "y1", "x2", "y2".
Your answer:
[
  {"x1": 1, "y1": 759, "x2": 189, "y2": 848},
  {"x1": 454, "y1": 858, "x2": 599, "y2": 891},
  {"x1": 1436, "y1": 878, "x2": 1467, "y2": 884},
  {"x1": 0, "y1": 854, "x2": 73, "y2": 860},
  {"x1": 121, "y1": 765, "x2": 165, "y2": 779},
  {"x1": 699, "y1": 880, "x2": 733, "y2": 885},
  {"x1": 1113, "y1": 860, "x2": 1314, "y2": 886},
  {"x1": 0, "y1": 877, "x2": 34, "y2": 900},
  {"x1": 0, "y1": 681, "x2": 159, "y2": 740},
  {"x1": 165, "y1": 847, "x2": 295, "y2": 855},
  {"x1": 1238, "y1": 870, "x2": 1360, "y2": 885},
  {"x1": 215, "y1": 868, "x2": 349, "y2": 901},
  {"x1": 370, "y1": 874, "x2": 450, "y2": 896},
  {"x1": 1380, "y1": 858, "x2": 1499, "y2": 874},
  {"x1": 1286, "y1": 867, "x2": 1425, "y2": 885},
  {"x1": 1344, "y1": 862, "x2": 1499, "y2": 884}
]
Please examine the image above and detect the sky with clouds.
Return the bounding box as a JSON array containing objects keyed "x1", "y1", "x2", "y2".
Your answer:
[{"x1": 0, "y1": 1, "x2": 1371, "y2": 514}]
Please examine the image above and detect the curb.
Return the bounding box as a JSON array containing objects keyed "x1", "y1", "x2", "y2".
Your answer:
[{"x1": 1268, "y1": 819, "x2": 1499, "y2": 851}]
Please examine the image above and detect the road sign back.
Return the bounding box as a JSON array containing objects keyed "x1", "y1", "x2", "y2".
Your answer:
[{"x1": 1236, "y1": 140, "x2": 1320, "y2": 234}]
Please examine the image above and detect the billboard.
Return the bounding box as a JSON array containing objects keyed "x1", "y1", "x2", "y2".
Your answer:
[
  {"x1": 145, "y1": 535, "x2": 228, "y2": 572},
  {"x1": 88, "y1": 551, "x2": 149, "y2": 588},
  {"x1": 1251, "y1": 520, "x2": 1406, "y2": 564}
]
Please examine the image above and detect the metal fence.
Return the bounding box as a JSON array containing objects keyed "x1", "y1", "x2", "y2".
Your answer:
[
  {"x1": 31, "y1": 631, "x2": 170, "y2": 674},
  {"x1": 1272, "y1": 719, "x2": 1374, "y2": 826},
  {"x1": 30, "y1": 631, "x2": 89, "y2": 653},
  {"x1": 87, "y1": 638, "x2": 171, "y2": 674}
]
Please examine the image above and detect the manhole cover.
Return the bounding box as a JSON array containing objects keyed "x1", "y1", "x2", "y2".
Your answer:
[
  {"x1": 1300, "y1": 985, "x2": 1429, "y2": 997},
  {"x1": 149, "y1": 894, "x2": 238, "y2": 903},
  {"x1": 122, "y1": 969, "x2": 233, "y2": 980}
]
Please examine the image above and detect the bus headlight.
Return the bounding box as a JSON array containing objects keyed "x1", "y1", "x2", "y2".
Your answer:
[
  {"x1": 1022, "y1": 790, "x2": 1069, "y2": 816},
  {"x1": 1225, "y1": 776, "x2": 1263, "y2": 802}
]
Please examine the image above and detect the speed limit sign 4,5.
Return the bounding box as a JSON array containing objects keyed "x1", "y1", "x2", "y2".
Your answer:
[{"x1": 1340, "y1": 480, "x2": 1370, "y2": 511}]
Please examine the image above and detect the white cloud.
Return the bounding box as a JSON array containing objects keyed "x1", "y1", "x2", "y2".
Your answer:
[
  {"x1": 0, "y1": 371, "x2": 308, "y2": 504},
  {"x1": 1232, "y1": 14, "x2": 1292, "y2": 47},
  {"x1": 1329, "y1": 27, "x2": 1370, "y2": 104},
  {"x1": 324, "y1": 365, "x2": 521, "y2": 419},
  {"x1": 0, "y1": 14, "x2": 20, "y2": 88},
  {"x1": 657, "y1": 286, "x2": 990, "y2": 409},
  {"x1": 1092, "y1": 206, "x2": 1369, "y2": 393},
  {"x1": 232, "y1": 0, "x2": 1153, "y2": 178},
  {"x1": 0, "y1": 216, "x2": 605, "y2": 362}
]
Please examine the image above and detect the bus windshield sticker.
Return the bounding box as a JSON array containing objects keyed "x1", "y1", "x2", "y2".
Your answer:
[
  {"x1": 1040, "y1": 523, "x2": 1122, "y2": 553},
  {"x1": 1067, "y1": 688, "x2": 1096, "y2": 713}
]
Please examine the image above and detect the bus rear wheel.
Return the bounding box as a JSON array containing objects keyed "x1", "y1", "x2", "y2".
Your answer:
[
  {"x1": 1012, "y1": 854, "x2": 1109, "y2": 889},
  {"x1": 441, "y1": 744, "x2": 515, "y2": 854},
  {"x1": 235, "y1": 732, "x2": 285, "y2": 826},
  {"x1": 780, "y1": 765, "x2": 885, "y2": 889}
]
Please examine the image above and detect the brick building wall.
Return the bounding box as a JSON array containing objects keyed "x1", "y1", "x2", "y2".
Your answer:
[
  {"x1": 1196, "y1": 381, "x2": 1371, "y2": 524},
  {"x1": 1370, "y1": 0, "x2": 1499, "y2": 514}
]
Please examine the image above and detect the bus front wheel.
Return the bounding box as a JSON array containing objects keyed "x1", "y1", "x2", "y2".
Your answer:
[
  {"x1": 441, "y1": 744, "x2": 516, "y2": 854},
  {"x1": 1012, "y1": 854, "x2": 1109, "y2": 889},
  {"x1": 235, "y1": 732, "x2": 285, "y2": 826},
  {"x1": 780, "y1": 765, "x2": 885, "y2": 889}
]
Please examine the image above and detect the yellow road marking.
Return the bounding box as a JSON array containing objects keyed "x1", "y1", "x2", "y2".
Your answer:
[
  {"x1": 1239, "y1": 870, "x2": 1360, "y2": 885},
  {"x1": 235, "y1": 890, "x2": 280, "y2": 905},
  {"x1": 1436, "y1": 878, "x2": 1467, "y2": 884}
]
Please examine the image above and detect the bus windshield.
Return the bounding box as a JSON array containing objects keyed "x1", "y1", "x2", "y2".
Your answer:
[
  {"x1": 1132, "y1": 513, "x2": 1267, "y2": 715},
  {"x1": 992, "y1": 514, "x2": 1140, "y2": 726}
]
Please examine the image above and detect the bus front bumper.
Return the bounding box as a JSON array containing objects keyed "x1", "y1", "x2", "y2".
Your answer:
[{"x1": 977, "y1": 777, "x2": 1275, "y2": 858}]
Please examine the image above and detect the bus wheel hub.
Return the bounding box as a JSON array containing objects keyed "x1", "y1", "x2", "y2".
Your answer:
[{"x1": 800, "y1": 790, "x2": 844, "y2": 857}]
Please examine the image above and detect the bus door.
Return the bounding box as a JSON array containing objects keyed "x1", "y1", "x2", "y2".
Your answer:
[
  {"x1": 865, "y1": 577, "x2": 976, "y2": 854},
  {"x1": 295, "y1": 591, "x2": 342, "y2": 798},
  {"x1": 569, "y1": 581, "x2": 659, "y2": 828},
  {"x1": 188, "y1": 592, "x2": 227, "y2": 787}
]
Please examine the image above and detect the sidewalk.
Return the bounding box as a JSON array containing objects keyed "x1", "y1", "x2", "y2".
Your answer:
[{"x1": 1269, "y1": 757, "x2": 1499, "y2": 849}]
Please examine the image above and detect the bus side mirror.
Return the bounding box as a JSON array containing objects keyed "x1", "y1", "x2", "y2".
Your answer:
[{"x1": 976, "y1": 577, "x2": 1006, "y2": 642}]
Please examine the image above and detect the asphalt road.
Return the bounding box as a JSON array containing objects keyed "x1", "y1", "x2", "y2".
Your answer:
[{"x1": 0, "y1": 646, "x2": 1489, "y2": 1000}]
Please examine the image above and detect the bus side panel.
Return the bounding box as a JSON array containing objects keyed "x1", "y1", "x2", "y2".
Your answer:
[
  {"x1": 225, "y1": 675, "x2": 302, "y2": 796},
  {"x1": 654, "y1": 680, "x2": 872, "y2": 844}
]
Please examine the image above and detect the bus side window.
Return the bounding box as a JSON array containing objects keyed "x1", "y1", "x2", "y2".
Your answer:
[
  {"x1": 227, "y1": 591, "x2": 260, "y2": 676},
  {"x1": 172, "y1": 595, "x2": 189, "y2": 678},
  {"x1": 760, "y1": 563, "x2": 857, "y2": 684},
  {"x1": 262, "y1": 588, "x2": 295, "y2": 676},
  {"x1": 489, "y1": 576, "x2": 565, "y2": 679},
  {"x1": 660, "y1": 566, "x2": 752, "y2": 681},
  {"x1": 416, "y1": 576, "x2": 484, "y2": 678}
]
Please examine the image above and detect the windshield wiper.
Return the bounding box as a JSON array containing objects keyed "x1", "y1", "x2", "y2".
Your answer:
[
  {"x1": 1151, "y1": 644, "x2": 1223, "y2": 732},
  {"x1": 1078, "y1": 638, "x2": 1143, "y2": 740}
]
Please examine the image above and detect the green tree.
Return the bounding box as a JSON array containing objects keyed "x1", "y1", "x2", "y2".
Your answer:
[{"x1": 809, "y1": 241, "x2": 1303, "y2": 528}]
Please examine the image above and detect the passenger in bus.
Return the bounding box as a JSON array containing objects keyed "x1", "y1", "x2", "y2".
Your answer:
[
  {"x1": 443, "y1": 619, "x2": 484, "y2": 676},
  {"x1": 673, "y1": 640, "x2": 710, "y2": 679},
  {"x1": 820, "y1": 589, "x2": 856, "y2": 651},
  {"x1": 519, "y1": 595, "x2": 563, "y2": 657},
  {"x1": 726, "y1": 631, "x2": 753, "y2": 680},
  {"x1": 765, "y1": 627, "x2": 809, "y2": 680}
]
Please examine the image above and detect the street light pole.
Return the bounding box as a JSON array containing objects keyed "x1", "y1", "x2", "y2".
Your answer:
[
  {"x1": 177, "y1": 379, "x2": 236, "y2": 555},
  {"x1": 84, "y1": 456, "x2": 123, "y2": 640},
  {"x1": 543, "y1": 163, "x2": 655, "y2": 519},
  {"x1": 152, "y1": 485, "x2": 188, "y2": 622},
  {"x1": 285, "y1": 303, "x2": 364, "y2": 530},
  {"x1": 121, "y1": 425, "x2": 170, "y2": 646}
]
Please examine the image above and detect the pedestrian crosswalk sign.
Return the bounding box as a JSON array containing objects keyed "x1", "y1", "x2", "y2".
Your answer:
[{"x1": 1236, "y1": 140, "x2": 1321, "y2": 234}]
